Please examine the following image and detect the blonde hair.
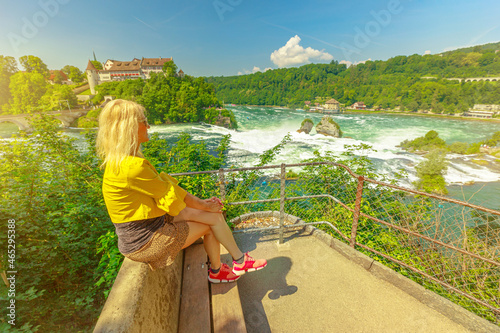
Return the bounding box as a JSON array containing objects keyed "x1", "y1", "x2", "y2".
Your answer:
[{"x1": 96, "y1": 99, "x2": 146, "y2": 173}]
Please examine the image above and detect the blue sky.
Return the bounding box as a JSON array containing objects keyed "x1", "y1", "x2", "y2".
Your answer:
[{"x1": 0, "y1": 0, "x2": 499, "y2": 77}]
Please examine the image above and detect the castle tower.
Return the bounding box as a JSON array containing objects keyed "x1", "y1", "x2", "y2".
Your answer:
[{"x1": 86, "y1": 60, "x2": 99, "y2": 95}]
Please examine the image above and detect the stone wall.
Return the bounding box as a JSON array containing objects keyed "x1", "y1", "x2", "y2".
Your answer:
[{"x1": 93, "y1": 253, "x2": 183, "y2": 333}]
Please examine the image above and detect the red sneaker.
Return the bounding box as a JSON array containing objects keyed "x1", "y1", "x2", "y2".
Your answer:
[
  {"x1": 232, "y1": 252, "x2": 267, "y2": 276},
  {"x1": 208, "y1": 263, "x2": 241, "y2": 283}
]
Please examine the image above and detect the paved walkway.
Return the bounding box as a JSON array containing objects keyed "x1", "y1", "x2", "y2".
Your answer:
[{"x1": 232, "y1": 228, "x2": 492, "y2": 333}]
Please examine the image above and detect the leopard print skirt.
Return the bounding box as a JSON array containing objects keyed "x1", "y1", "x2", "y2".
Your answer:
[{"x1": 123, "y1": 215, "x2": 189, "y2": 270}]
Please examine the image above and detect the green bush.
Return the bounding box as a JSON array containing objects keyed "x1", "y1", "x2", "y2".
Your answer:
[
  {"x1": 414, "y1": 149, "x2": 448, "y2": 194},
  {"x1": 301, "y1": 118, "x2": 313, "y2": 127},
  {"x1": 77, "y1": 108, "x2": 101, "y2": 128},
  {"x1": 448, "y1": 141, "x2": 469, "y2": 154},
  {"x1": 401, "y1": 130, "x2": 447, "y2": 152},
  {"x1": 0, "y1": 115, "x2": 112, "y2": 331}
]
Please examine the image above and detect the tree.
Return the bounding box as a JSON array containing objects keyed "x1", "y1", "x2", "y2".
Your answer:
[
  {"x1": 0, "y1": 56, "x2": 18, "y2": 107},
  {"x1": 53, "y1": 70, "x2": 65, "y2": 84},
  {"x1": 62, "y1": 65, "x2": 85, "y2": 83},
  {"x1": 415, "y1": 149, "x2": 448, "y2": 195},
  {"x1": 40, "y1": 84, "x2": 78, "y2": 111},
  {"x1": 162, "y1": 60, "x2": 178, "y2": 77},
  {"x1": 8, "y1": 72, "x2": 48, "y2": 114},
  {"x1": 407, "y1": 100, "x2": 419, "y2": 112},
  {"x1": 19, "y1": 55, "x2": 49, "y2": 77}
]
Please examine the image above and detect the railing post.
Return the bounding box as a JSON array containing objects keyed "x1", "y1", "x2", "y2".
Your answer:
[
  {"x1": 218, "y1": 168, "x2": 226, "y2": 218},
  {"x1": 350, "y1": 175, "x2": 365, "y2": 248},
  {"x1": 279, "y1": 163, "x2": 286, "y2": 244}
]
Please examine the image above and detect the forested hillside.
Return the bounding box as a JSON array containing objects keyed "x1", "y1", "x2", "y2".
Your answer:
[{"x1": 206, "y1": 42, "x2": 500, "y2": 113}]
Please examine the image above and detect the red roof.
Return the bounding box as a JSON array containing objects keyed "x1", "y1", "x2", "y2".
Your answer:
[
  {"x1": 141, "y1": 57, "x2": 172, "y2": 67},
  {"x1": 86, "y1": 60, "x2": 97, "y2": 71},
  {"x1": 106, "y1": 60, "x2": 142, "y2": 72},
  {"x1": 49, "y1": 70, "x2": 68, "y2": 81},
  {"x1": 326, "y1": 98, "x2": 339, "y2": 104}
]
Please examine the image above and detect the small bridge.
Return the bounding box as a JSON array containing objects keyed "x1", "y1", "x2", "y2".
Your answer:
[
  {"x1": 422, "y1": 76, "x2": 500, "y2": 83},
  {"x1": 451, "y1": 77, "x2": 500, "y2": 83},
  {"x1": 0, "y1": 109, "x2": 89, "y2": 132}
]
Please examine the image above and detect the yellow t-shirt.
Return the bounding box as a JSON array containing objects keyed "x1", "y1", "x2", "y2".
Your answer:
[{"x1": 102, "y1": 156, "x2": 187, "y2": 224}]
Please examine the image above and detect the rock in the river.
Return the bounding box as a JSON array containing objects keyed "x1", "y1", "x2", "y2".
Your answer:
[
  {"x1": 297, "y1": 118, "x2": 314, "y2": 134},
  {"x1": 315, "y1": 116, "x2": 342, "y2": 137}
]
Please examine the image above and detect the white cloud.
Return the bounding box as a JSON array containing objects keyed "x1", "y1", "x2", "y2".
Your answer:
[
  {"x1": 238, "y1": 66, "x2": 274, "y2": 75},
  {"x1": 270, "y1": 35, "x2": 334, "y2": 67},
  {"x1": 339, "y1": 58, "x2": 371, "y2": 67}
]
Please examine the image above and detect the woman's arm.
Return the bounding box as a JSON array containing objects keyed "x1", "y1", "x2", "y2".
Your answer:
[{"x1": 184, "y1": 192, "x2": 223, "y2": 213}]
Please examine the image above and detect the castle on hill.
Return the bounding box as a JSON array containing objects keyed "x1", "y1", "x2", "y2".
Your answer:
[{"x1": 86, "y1": 57, "x2": 184, "y2": 94}]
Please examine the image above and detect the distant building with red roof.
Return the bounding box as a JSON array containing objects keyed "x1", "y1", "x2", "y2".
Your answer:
[
  {"x1": 48, "y1": 70, "x2": 70, "y2": 85},
  {"x1": 86, "y1": 56, "x2": 185, "y2": 94},
  {"x1": 324, "y1": 98, "x2": 340, "y2": 111},
  {"x1": 352, "y1": 101, "x2": 366, "y2": 110}
]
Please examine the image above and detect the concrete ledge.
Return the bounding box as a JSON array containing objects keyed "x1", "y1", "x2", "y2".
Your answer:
[
  {"x1": 229, "y1": 210, "x2": 304, "y2": 226},
  {"x1": 94, "y1": 253, "x2": 183, "y2": 333},
  {"x1": 304, "y1": 225, "x2": 500, "y2": 333}
]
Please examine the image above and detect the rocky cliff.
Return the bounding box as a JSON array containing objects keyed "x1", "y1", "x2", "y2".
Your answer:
[
  {"x1": 297, "y1": 119, "x2": 314, "y2": 134},
  {"x1": 315, "y1": 116, "x2": 342, "y2": 137}
]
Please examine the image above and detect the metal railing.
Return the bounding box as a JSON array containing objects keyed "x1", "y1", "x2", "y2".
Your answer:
[{"x1": 172, "y1": 161, "x2": 500, "y2": 323}]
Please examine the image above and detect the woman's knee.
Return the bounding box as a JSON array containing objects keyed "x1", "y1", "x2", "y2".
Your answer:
[{"x1": 178, "y1": 207, "x2": 224, "y2": 226}]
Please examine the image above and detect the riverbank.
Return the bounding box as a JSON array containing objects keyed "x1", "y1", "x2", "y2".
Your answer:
[{"x1": 344, "y1": 108, "x2": 500, "y2": 123}]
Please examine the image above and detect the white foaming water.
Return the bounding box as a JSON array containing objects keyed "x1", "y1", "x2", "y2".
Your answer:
[
  {"x1": 222, "y1": 106, "x2": 500, "y2": 187},
  {"x1": 1, "y1": 106, "x2": 498, "y2": 189}
]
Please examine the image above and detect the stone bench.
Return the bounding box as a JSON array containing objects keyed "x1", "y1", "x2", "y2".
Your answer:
[{"x1": 94, "y1": 242, "x2": 246, "y2": 332}]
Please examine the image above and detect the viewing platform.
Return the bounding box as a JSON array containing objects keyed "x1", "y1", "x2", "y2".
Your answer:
[
  {"x1": 93, "y1": 220, "x2": 498, "y2": 332},
  {"x1": 93, "y1": 162, "x2": 500, "y2": 332}
]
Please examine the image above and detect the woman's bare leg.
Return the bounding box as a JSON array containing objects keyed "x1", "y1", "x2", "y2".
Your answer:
[
  {"x1": 202, "y1": 228, "x2": 221, "y2": 269},
  {"x1": 174, "y1": 207, "x2": 243, "y2": 260},
  {"x1": 181, "y1": 221, "x2": 221, "y2": 270}
]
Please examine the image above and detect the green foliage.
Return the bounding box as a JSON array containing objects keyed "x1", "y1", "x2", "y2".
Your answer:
[
  {"x1": 0, "y1": 116, "x2": 113, "y2": 331},
  {"x1": 301, "y1": 118, "x2": 313, "y2": 127},
  {"x1": 203, "y1": 107, "x2": 238, "y2": 128},
  {"x1": 0, "y1": 56, "x2": 18, "y2": 108},
  {"x1": 448, "y1": 141, "x2": 469, "y2": 154},
  {"x1": 89, "y1": 63, "x2": 236, "y2": 127},
  {"x1": 77, "y1": 108, "x2": 102, "y2": 128},
  {"x1": 61, "y1": 65, "x2": 85, "y2": 83},
  {"x1": 207, "y1": 45, "x2": 500, "y2": 110},
  {"x1": 485, "y1": 130, "x2": 500, "y2": 147},
  {"x1": 400, "y1": 130, "x2": 447, "y2": 152},
  {"x1": 1, "y1": 56, "x2": 80, "y2": 114},
  {"x1": 90, "y1": 60, "x2": 103, "y2": 70},
  {"x1": 138, "y1": 73, "x2": 222, "y2": 124},
  {"x1": 19, "y1": 55, "x2": 49, "y2": 77},
  {"x1": 141, "y1": 132, "x2": 231, "y2": 201},
  {"x1": 52, "y1": 71, "x2": 65, "y2": 84},
  {"x1": 39, "y1": 84, "x2": 78, "y2": 111},
  {"x1": 7, "y1": 72, "x2": 48, "y2": 114},
  {"x1": 415, "y1": 149, "x2": 448, "y2": 195},
  {"x1": 162, "y1": 60, "x2": 178, "y2": 77}
]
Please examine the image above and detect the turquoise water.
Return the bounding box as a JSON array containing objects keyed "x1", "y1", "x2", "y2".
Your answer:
[{"x1": 1, "y1": 106, "x2": 499, "y2": 208}]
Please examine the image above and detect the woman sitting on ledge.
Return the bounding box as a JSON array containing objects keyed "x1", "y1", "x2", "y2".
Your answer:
[{"x1": 96, "y1": 99, "x2": 266, "y2": 283}]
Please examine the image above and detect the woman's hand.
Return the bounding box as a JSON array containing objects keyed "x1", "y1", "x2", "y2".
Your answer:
[{"x1": 203, "y1": 197, "x2": 224, "y2": 213}]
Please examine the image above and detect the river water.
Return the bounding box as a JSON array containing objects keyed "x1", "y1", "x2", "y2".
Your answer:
[{"x1": 1, "y1": 106, "x2": 499, "y2": 208}]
